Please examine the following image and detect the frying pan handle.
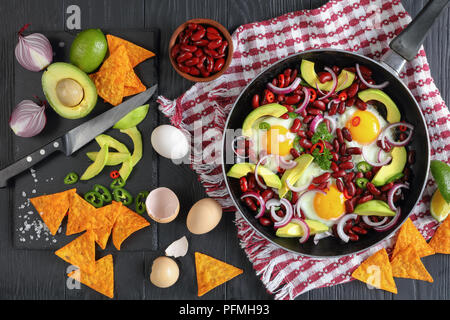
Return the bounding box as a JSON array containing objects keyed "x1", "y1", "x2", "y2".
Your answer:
[{"x1": 381, "y1": 0, "x2": 449, "y2": 73}]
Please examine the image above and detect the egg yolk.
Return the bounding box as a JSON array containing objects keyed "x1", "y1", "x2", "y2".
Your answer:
[
  {"x1": 313, "y1": 185, "x2": 345, "y2": 220},
  {"x1": 345, "y1": 110, "x2": 380, "y2": 145},
  {"x1": 261, "y1": 125, "x2": 294, "y2": 156}
]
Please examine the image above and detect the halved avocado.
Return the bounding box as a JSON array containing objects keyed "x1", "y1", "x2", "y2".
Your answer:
[
  {"x1": 279, "y1": 154, "x2": 314, "y2": 198},
  {"x1": 372, "y1": 147, "x2": 407, "y2": 187},
  {"x1": 95, "y1": 134, "x2": 130, "y2": 154},
  {"x1": 300, "y1": 59, "x2": 355, "y2": 92},
  {"x1": 276, "y1": 219, "x2": 329, "y2": 237},
  {"x1": 81, "y1": 144, "x2": 109, "y2": 180},
  {"x1": 354, "y1": 200, "x2": 396, "y2": 217},
  {"x1": 358, "y1": 89, "x2": 401, "y2": 123},
  {"x1": 87, "y1": 151, "x2": 130, "y2": 166},
  {"x1": 227, "y1": 162, "x2": 282, "y2": 189},
  {"x1": 113, "y1": 104, "x2": 150, "y2": 130},
  {"x1": 42, "y1": 62, "x2": 97, "y2": 119},
  {"x1": 242, "y1": 103, "x2": 287, "y2": 137},
  {"x1": 120, "y1": 126, "x2": 142, "y2": 167}
]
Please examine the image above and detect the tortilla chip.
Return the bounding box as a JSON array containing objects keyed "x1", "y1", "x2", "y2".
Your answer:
[
  {"x1": 90, "y1": 201, "x2": 123, "y2": 249},
  {"x1": 112, "y1": 205, "x2": 150, "y2": 250},
  {"x1": 195, "y1": 252, "x2": 243, "y2": 297},
  {"x1": 106, "y1": 34, "x2": 155, "y2": 68},
  {"x1": 66, "y1": 193, "x2": 96, "y2": 236},
  {"x1": 91, "y1": 45, "x2": 131, "y2": 106},
  {"x1": 68, "y1": 254, "x2": 114, "y2": 299},
  {"x1": 392, "y1": 218, "x2": 435, "y2": 259},
  {"x1": 351, "y1": 248, "x2": 397, "y2": 294},
  {"x1": 30, "y1": 189, "x2": 76, "y2": 235},
  {"x1": 55, "y1": 230, "x2": 96, "y2": 274},
  {"x1": 429, "y1": 215, "x2": 450, "y2": 254},
  {"x1": 390, "y1": 246, "x2": 433, "y2": 283},
  {"x1": 123, "y1": 69, "x2": 146, "y2": 97}
]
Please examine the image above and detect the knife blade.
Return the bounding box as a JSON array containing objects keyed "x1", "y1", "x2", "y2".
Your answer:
[{"x1": 0, "y1": 84, "x2": 157, "y2": 188}]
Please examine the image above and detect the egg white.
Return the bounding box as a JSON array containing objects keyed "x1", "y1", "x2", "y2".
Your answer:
[{"x1": 299, "y1": 189, "x2": 339, "y2": 227}]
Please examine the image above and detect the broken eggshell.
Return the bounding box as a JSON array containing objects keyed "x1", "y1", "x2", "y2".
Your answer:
[
  {"x1": 146, "y1": 187, "x2": 180, "y2": 223},
  {"x1": 165, "y1": 236, "x2": 189, "y2": 258}
]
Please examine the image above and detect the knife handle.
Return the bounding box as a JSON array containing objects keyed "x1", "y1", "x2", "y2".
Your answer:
[{"x1": 0, "y1": 137, "x2": 64, "y2": 188}]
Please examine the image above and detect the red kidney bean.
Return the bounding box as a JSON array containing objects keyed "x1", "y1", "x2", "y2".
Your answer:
[
  {"x1": 346, "y1": 97, "x2": 356, "y2": 107},
  {"x1": 358, "y1": 65, "x2": 373, "y2": 77},
  {"x1": 217, "y1": 41, "x2": 228, "y2": 55},
  {"x1": 206, "y1": 56, "x2": 214, "y2": 73},
  {"x1": 252, "y1": 94, "x2": 260, "y2": 109},
  {"x1": 306, "y1": 130, "x2": 314, "y2": 139},
  {"x1": 399, "y1": 132, "x2": 408, "y2": 141},
  {"x1": 307, "y1": 108, "x2": 321, "y2": 116},
  {"x1": 244, "y1": 197, "x2": 257, "y2": 211},
  {"x1": 357, "y1": 194, "x2": 373, "y2": 204},
  {"x1": 279, "y1": 113, "x2": 289, "y2": 119},
  {"x1": 407, "y1": 150, "x2": 415, "y2": 164},
  {"x1": 380, "y1": 182, "x2": 394, "y2": 192},
  {"x1": 340, "y1": 143, "x2": 347, "y2": 156},
  {"x1": 331, "y1": 65, "x2": 340, "y2": 74},
  {"x1": 345, "y1": 199, "x2": 355, "y2": 213},
  {"x1": 285, "y1": 94, "x2": 301, "y2": 105},
  {"x1": 348, "y1": 233, "x2": 359, "y2": 242},
  {"x1": 290, "y1": 148, "x2": 300, "y2": 159},
  {"x1": 347, "y1": 147, "x2": 362, "y2": 155},
  {"x1": 331, "y1": 152, "x2": 339, "y2": 162},
  {"x1": 344, "y1": 171, "x2": 355, "y2": 183},
  {"x1": 366, "y1": 182, "x2": 381, "y2": 196},
  {"x1": 204, "y1": 48, "x2": 219, "y2": 58},
  {"x1": 187, "y1": 23, "x2": 198, "y2": 30},
  {"x1": 277, "y1": 74, "x2": 285, "y2": 88},
  {"x1": 282, "y1": 104, "x2": 293, "y2": 112},
  {"x1": 335, "y1": 128, "x2": 344, "y2": 144},
  {"x1": 352, "y1": 226, "x2": 368, "y2": 235},
  {"x1": 239, "y1": 177, "x2": 248, "y2": 192},
  {"x1": 206, "y1": 32, "x2": 221, "y2": 40},
  {"x1": 178, "y1": 31, "x2": 190, "y2": 44},
  {"x1": 355, "y1": 187, "x2": 363, "y2": 196},
  {"x1": 332, "y1": 170, "x2": 346, "y2": 178},
  {"x1": 355, "y1": 98, "x2": 367, "y2": 110},
  {"x1": 342, "y1": 127, "x2": 352, "y2": 142},
  {"x1": 312, "y1": 100, "x2": 326, "y2": 111},
  {"x1": 213, "y1": 58, "x2": 225, "y2": 73},
  {"x1": 346, "y1": 182, "x2": 356, "y2": 197},
  {"x1": 290, "y1": 118, "x2": 301, "y2": 133},
  {"x1": 299, "y1": 138, "x2": 312, "y2": 149},
  {"x1": 192, "y1": 39, "x2": 209, "y2": 47},
  {"x1": 312, "y1": 172, "x2": 331, "y2": 185},
  {"x1": 171, "y1": 44, "x2": 181, "y2": 59},
  {"x1": 372, "y1": 166, "x2": 381, "y2": 175},
  {"x1": 206, "y1": 26, "x2": 220, "y2": 34},
  {"x1": 200, "y1": 68, "x2": 210, "y2": 78},
  {"x1": 177, "y1": 63, "x2": 191, "y2": 73},
  {"x1": 303, "y1": 115, "x2": 314, "y2": 124},
  {"x1": 318, "y1": 71, "x2": 333, "y2": 83},
  {"x1": 208, "y1": 38, "x2": 223, "y2": 50},
  {"x1": 259, "y1": 217, "x2": 272, "y2": 227},
  {"x1": 364, "y1": 171, "x2": 373, "y2": 180},
  {"x1": 316, "y1": 182, "x2": 329, "y2": 190},
  {"x1": 191, "y1": 27, "x2": 206, "y2": 41},
  {"x1": 336, "y1": 178, "x2": 344, "y2": 192},
  {"x1": 193, "y1": 48, "x2": 204, "y2": 57},
  {"x1": 177, "y1": 52, "x2": 193, "y2": 63},
  {"x1": 355, "y1": 172, "x2": 364, "y2": 179},
  {"x1": 289, "y1": 69, "x2": 298, "y2": 85},
  {"x1": 330, "y1": 162, "x2": 339, "y2": 172},
  {"x1": 332, "y1": 138, "x2": 340, "y2": 152},
  {"x1": 184, "y1": 57, "x2": 200, "y2": 67},
  {"x1": 337, "y1": 101, "x2": 346, "y2": 114},
  {"x1": 328, "y1": 101, "x2": 338, "y2": 116},
  {"x1": 261, "y1": 189, "x2": 274, "y2": 202},
  {"x1": 324, "y1": 141, "x2": 334, "y2": 151},
  {"x1": 347, "y1": 82, "x2": 359, "y2": 98},
  {"x1": 180, "y1": 44, "x2": 197, "y2": 52},
  {"x1": 297, "y1": 129, "x2": 306, "y2": 138},
  {"x1": 189, "y1": 66, "x2": 201, "y2": 76}
]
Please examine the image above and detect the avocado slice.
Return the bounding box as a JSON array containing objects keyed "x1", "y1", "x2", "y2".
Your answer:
[
  {"x1": 242, "y1": 103, "x2": 287, "y2": 137},
  {"x1": 119, "y1": 158, "x2": 133, "y2": 182},
  {"x1": 358, "y1": 89, "x2": 401, "y2": 123},
  {"x1": 42, "y1": 62, "x2": 97, "y2": 119},
  {"x1": 227, "y1": 162, "x2": 282, "y2": 189},
  {"x1": 120, "y1": 127, "x2": 143, "y2": 167},
  {"x1": 95, "y1": 134, "x2": 130, "y2": 155},
  {"x1": 113, "y1": 104, "x2": 150, "y2": 130},
  {"x1": 354, "y1": 200, "x2": 396, "y2": 217},
  {"x1": 372, "y1": 147, "x2": 407, "y2": 187},
  {"x1": 80, "y1": 144, "x2": 109, "y2": 180},
  {"x1": 279, "y1": 154, "x2": 314, "y2": 198},
  {"x1": 86, "y1": 151, "x2": 130, "y2": 166},
  {"x1": 276, "y1": 219, "x2": 329, "y2": 238},
  {"x1": 300, "y1": 59, "x2": 355, "y2": 92}
]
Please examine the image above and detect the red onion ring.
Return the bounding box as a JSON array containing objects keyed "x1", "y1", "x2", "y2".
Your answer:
[
  {"x1": 317, "y1": 67, "x2": 338, "y2": 100},
  {"x1": 240, "y1": 192, "x2": 266, "y2": 219},
  {"x1": 294, "y1": 87, "x2": 310, "y2": 114},
  {"x1": 381, "y1": 122, "x2": 414, "y2": 147},
  {"x1": 278, "y1": 156, "x2": 298, "y2": 170},
  {"x1": 355, "y1": 63, "x2": 389, "y2": 89},
  {"x1": 267, "y1": 77, "x2": 301, "y2": 95},
  {"x1": 314, "y1": 231, "x2": 332, "y2": 245},
  {"x1": 362, "y1": 215, "x2": 388, "y2": 227},
  {"x1": 274, "y1": 198, "x2": 294, "y2": 229},
  {"x1": 336, "y1": 214, "x2": 358, "y2": 243},
  {"x1": 387, "y1": 183, "x2": 410, "y2": 211},
  {"x1": 323, "y1": 116, "x2": 337, "y2": 134},
  {"x1": 374, "y1": 208, "x2": 401, "y2": 232},
  {"x1": 309, "y1": 114, "x2": 324, "y2": 132},
  {"x1": 266, "y1": 199, "x2": 282, "y2": 222},
  {"x1": 362, "y1": 146, "x2": 392, "y2": 167},
  {"x1": 231, "y1": 135, "x2": 251, "y2": 159},
  {"x1": 287, "y1": 179, "x2": 311, "y2": 193},
  {"x1": 254, "y1": 155, "x2": 272, "y2": 190},
  {"x1": 289, "y1": 218, "x2": 310, "y2": 244}
]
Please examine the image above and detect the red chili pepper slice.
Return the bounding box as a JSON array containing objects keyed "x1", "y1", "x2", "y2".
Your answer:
[
  {"x1": 265, "y1": 90, "x2": 275, "y2": 103},
  {"x1": 343, "y1": 188, "x2": 352, "y2": 199},
  {"x1": 311, "y1": 141, "x2": 324, "y2": 154},
  {"x1": 308, "y1": 88, "x2": 317, "y2": 102},
  {"x1": 399, "y1": 125, "x2": 407, "y2": 131},
  {"x1": 351, "y1": 116, "x2": 361, "y2": 127},
  {"x1": 110, "y1": 170, "x2": 120, "y2": 179},
  {"x1": 338, "y1": 92, "x2": 348, "y2": 101}
]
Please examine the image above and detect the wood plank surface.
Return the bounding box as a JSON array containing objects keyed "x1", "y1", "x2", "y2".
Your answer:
[{"x1": 0, "y1": 0, "x2": 448, "y2": 300}]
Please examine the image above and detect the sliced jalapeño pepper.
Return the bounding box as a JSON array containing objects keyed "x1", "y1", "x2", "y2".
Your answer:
[
  {"x1": 110, "y1": 176, "x2": 126, "y2": 189},
  {"x1": 84, "y1": 191, "x2": 104, "y2": 208},
  {"x1": 64, "y1": 172, "x2": 79, "y2": 185},
  {"x1": 135, "y1": 191, "x2": 149, "y2": 215},
  {"x1": 112, "y1": 187, "x2": 133, "y2": 206},
  {"x1": 93, "y1": 184, "x2": 112, "y2": 203},
  {"x1": 357, "y1": 161, "x2": 373, "y2": 173},
  {"x1": 356, "y1": 177, "x2": 369, "y2": 189}
]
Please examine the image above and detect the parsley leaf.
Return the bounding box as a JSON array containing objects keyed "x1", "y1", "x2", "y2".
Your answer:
[
  {"x1": 311, "y1": 122, "x2": 333, "y2": 145},
  {"x1": 312, "y1": 146, "x2": 333, "y2": 170}
]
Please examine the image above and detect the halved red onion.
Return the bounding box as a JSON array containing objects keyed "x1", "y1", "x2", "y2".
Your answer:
[
  {"x1": 15, "y1": 24, "x2": 53, "y2": 72},
  {"x1": 9, "y1": 99, "x2": 47, "y2": 137},
  {"x1": 278, "y1": 156, "x2": 297, "y2": 170},
  {"x1": 254, "y1": 155, "x2": 272, "y2": 189},
  {"x1": 317, "y1": 67, "x2": 338, "y2": 100},
  {"x1": 387, "y1": 183, "x2": 410, "y2": 211},
  {"x1": 374, "y1": 208, "x2": 401, "y2": 232},
  {"x1": 310, "y1": 114, "x2": 324, "y2": 132},
  {"x1": 289, "y1": 218, "x2": 310, "y2": 244},
  {"x1": 267, "y1": 77, "x2": 301, "y2": 95},
  {"x1": 273, "y1": 198, "x2": 294, "y2": 229},
  {"x1": 355, "y1": 63, "x2": 389, "y2": 89},
  {"x1": 323, "y1": 116, "x2": 337, "y2": 134},
  {"x1": 240, "y1": 192, "x2": 266, "y2": 219},
  {"x1": 382, "y1": 122, "x2": 414, "y2": 147},
  {"x1": 294, "y1": 87, "x2": 310, "y2": 114},
  {"x1": 336, "y1": 214, "x2": 358, "y2": 243},
  {"x1": 362, "y1": 215, "x2": 388, "y2": 227},
  {"x1": 314, "y1": 231, "x2": 332, "y2": 245},
  {"x1": 362, "y1": 146, "x2": 392, "y2": 167}
]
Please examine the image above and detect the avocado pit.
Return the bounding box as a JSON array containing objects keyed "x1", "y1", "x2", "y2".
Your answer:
[{"x1": 55, "y1": 78, "x2": 84, "y2": 107}]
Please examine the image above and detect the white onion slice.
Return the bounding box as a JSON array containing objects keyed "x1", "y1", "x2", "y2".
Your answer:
[{"x1": 314, "y1": 231, "x2": 332, "y2": 245}]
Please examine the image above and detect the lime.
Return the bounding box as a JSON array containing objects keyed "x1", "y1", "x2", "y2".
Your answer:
[
  {"x1": 430, "y1": 189, "x2": 450, "y2": 222},
  {"x1": 69, "y1": 29, "x2": 107, "y2": 73},
  {"x1": 430, "y1": 160, "x2": 450, "y2": 203}
]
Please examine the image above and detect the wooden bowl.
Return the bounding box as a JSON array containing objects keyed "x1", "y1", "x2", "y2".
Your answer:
[{"x1": 169, "y1": 18, "x2": 233, "y2": 82}]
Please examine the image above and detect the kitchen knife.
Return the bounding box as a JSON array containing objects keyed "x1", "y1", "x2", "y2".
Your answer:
[{"x1": 0, "y1": 84, "x2": 157, "y2": 188}]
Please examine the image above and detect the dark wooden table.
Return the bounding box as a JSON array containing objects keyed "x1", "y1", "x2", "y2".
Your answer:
[{"x1": 0, "y1": 0, "x2": 448, "y2": 300}]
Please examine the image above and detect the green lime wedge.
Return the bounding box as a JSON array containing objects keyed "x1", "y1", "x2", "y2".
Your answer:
[{"x1": 430, "y1": 160, "x2": 450, "y2": 203}]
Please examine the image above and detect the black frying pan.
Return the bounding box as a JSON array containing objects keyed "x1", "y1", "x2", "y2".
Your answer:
[{"x1": 222, "y1": 0, "x2": 449, "y2": 257}]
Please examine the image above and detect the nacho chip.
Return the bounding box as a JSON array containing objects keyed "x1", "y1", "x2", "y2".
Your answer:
[
  {"x1": 30, "y1": 188, "x2": 76, "y2": 235},
  {"x1": 106, "y1": 34, "x2": 155, "y2": 68},
  {"x1": 351, "y1": 248, "x2": 397, "y2": 294},
  {"x1": 90, "y1": 201, "x2": 123, "y2": 249},
  {"x1": 392, "y1": 218, "x2": 435, "y2": 259},
  {"x1": 68, "y1": 254, "x2": 114, "y2": 299},
  {"x1": 91, "y1": 45, "x2": 131, "y2": 106},
  {"x1": 55, "y1": 230, "x2": 96, "y2": 274},
  {"x1": 391, "y1": 246, "x2": 433, "y2": 283},
  {"x1": 195, "y1": 252, "x2": 243, "y2": 297},
  {"x1": 66, "y1": 193, "x2": 96, "y2": 236},
  {"x1": 429, "y1": 215, "x2": 450, "y2": 254},
  {"x1": 123, "y1": 69, "x2": 146, "y2": 97},
  {"x1": 112, "y1": 205, "x2": 150, "y2": 250}
]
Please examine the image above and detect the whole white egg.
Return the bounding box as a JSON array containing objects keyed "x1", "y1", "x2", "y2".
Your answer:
[{"x1": 151, "y1": 125, "x2": 190, "y2": 160}]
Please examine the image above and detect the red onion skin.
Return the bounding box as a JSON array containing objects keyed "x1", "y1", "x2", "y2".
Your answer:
[
  {"x1": 15, "y1": 31, "x2": 53, "y2": 72},
  {"x1": 9, "y1": 100, "x2": 46, "y2": 138}
]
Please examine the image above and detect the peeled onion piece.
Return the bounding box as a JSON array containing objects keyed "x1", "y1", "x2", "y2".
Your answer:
[
  {"x1": 9, "y1": 99, "x2": 47, "y2": 138},
  {"x1": 15, "y1": 24, "x2": 53, "y2": 72}
]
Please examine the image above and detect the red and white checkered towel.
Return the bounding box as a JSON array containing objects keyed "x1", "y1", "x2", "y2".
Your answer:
[{"x1": 158, "y1": 0, "x2": 450, "y2": 299}]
